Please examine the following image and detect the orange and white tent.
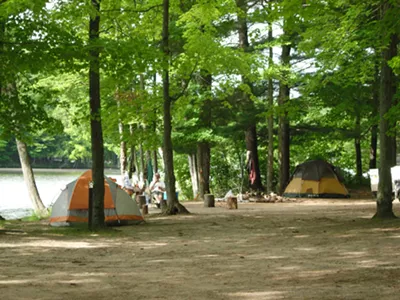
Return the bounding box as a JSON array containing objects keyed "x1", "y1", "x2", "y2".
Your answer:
[{"x1": 50, "y1": 170, "x2": 144, "y2": 226}]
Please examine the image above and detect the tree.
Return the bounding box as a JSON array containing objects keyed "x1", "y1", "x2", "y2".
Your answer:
[
  {"x1": 374, "y1": 3, "x2": 398, "y2": 219},
  {"x1": 161, "y1": 0, "x2": 189, "y2": 214},
  {"x1": 88, "y1": 0, "x2": 105, "y2": 229}
]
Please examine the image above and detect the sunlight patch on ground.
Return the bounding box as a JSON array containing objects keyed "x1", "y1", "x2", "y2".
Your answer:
[
  {"x1": 147, "y1": 259, "x2": 168, "y2": 263},
  {"x1": 338, "y1": 251, "x2": 367, "y2": 258},
  {"x1": 227, "y1": 290, "x2": 285, "y2": 299},
  {"x1": 135, "y1": 242, "x2": 168, "y2": 249},
  {"x1": 197, "y1": 254, "x2": 220, "y2": 258},
  {"x1": 0, "y1": 240, "x2": 112, "y2": 249},
  {"x1": 246, "y1": 254, "x2": 286, "y2": 260},
  {"x1": 334, "y1": 234, "x2": 357, "y2": 238},
  {"x1": 357, "y1": 259, "x2": 385, "y2": 268},
  {"x1": 58, "y1": 279, "x2": 101, "y2": 284},
  {"x1": 294, "y1": 247, "x2": 316, "y2": 251},
  {"x1": 0, "y1": 279, "x2": 37, "y2": 285},
  {"x1": 70, "y1": 272, "x2": 108, "y2": 277},
  {"x1": 277, "y1": 265, "x2": 302, "y2": 271},
  {"x1": 370, "y1": 227, "x2": 400, "y2": 233},
  {"x1": 295, "y1": 269, "x2": 339, "y2": 279}
]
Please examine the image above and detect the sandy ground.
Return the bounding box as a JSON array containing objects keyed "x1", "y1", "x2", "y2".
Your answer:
[{"x1": 2, "y1": 199, "x2": 400, "y2": 300}]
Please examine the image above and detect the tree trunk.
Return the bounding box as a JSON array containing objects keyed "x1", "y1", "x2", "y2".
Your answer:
[
  {"x1": 197, "y1": 73, "x2": 212, "y2": 201},
  {"x1": 197, "y1": 142, "x2": 211, "y2": 200},
  {"x1": 161, "y1": 0, "x2": 189, "y2": 215},
  {"x1": 118, "y1": 122, "x2": 127, "y2": 176},
  {"x1": 153, "y1": 150, "x2": 158, "y2": 174},
  {"x1": 278, "y1": 41, "x2": 291, "y2": 195},
  {"x1": 369, "y1": 59, "x2": 379, "y2": 170},
  {"x1": 236, "y1": 0, "x2": 263, "y2": 192},
  {"x1": 267, "y1": 21, "x2": 274, "y2": 193},
  {"x1": 116, "y1": 90, "x2": 127, "y2": 176},
  {"x1": 88, "y1": 0, "x2": 105, "y2": 230},
  {"x1": 188, "y1": 153, "x2": 199, "y2": 199},
  {"x1": 355, "y1": 113, "x2": 362, "y2": 183},
  {"x1": 374, "y1": 23, "x2": 397, "y2": 218},
  {"x1": 139, "y1": 143, "x2": 145, "y2": 182},
  {"x1": 128, "y1": 124, "x2": 137, "y2": 179},
  {"x1": 15, "y1": 139, "x2": 46, "y2": 215},
  {"x1": 204, "y1": 194, "x2": 215, "y2": 208}
]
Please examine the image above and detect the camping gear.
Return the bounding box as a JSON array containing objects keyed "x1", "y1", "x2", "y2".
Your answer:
[
  {"x1": 283, "y1": 160, "x2": 349, "y2": 198},
  {"x1": 49, "y1": 170, "x2": 144, "y2": 226},
  {"x1": 369, "y1": 166, "x2": 400, "y2": 196}
]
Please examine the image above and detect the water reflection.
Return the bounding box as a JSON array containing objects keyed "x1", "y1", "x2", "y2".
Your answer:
[{"x1": 0, "y1": 168, "x2": 121, "y2": 219}]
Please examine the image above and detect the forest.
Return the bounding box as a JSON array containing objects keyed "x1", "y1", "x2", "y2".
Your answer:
[{"x1": 1, "y1": 0, "x2": 400, "y2": 227}]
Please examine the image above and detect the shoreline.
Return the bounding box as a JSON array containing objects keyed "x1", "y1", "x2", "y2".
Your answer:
[{"x1": 0, "y1": 168, "x2": 119, "y2": 173}]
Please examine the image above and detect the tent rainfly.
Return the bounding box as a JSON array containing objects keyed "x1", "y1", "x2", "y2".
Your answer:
[
  {"x1": 50, "y1": 170, "x2": 144, "y2": 226},
  {"x1": 283, "y1": 160, "x2": 349, "y2": 198}
]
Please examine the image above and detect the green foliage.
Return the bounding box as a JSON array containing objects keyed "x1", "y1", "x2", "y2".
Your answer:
[{"x1": 1, "y1": 0, "x2": 400, "y2": 195}]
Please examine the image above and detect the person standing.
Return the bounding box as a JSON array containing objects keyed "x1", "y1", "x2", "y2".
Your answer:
[{"x1": 150, "y1": 173, "x2": 165, "y2": 208}]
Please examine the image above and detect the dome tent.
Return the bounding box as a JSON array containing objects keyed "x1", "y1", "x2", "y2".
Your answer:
[
  {"x1": 50, "y1": 170, "x2": 144, "y2": 226},
  {"x1": 283, "y1": 160, "x2": 349, "y2": 198}
]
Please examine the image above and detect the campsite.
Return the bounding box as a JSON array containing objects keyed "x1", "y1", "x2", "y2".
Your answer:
[
  {"x1": 2, "y1": 198, "x2": 400, "y2": 300},
  {"x1": 2, "y1": 1, "x2": 400, "y2": 299}
]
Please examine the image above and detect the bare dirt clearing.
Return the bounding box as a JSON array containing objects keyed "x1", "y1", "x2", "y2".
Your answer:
[{"x1": 2, "y1": 199, "x2": 400, "y2": 300}]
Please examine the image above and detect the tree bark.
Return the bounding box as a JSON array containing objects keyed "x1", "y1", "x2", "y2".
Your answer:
[
  {"x1": 128, "y1": 124, "x2": 137, "y2": 179},
  {"x1": 355, "y1": 113, "x2": 362, "y2": 183},
  {"x1": 278, "y1": 41, "x2": 291, "y2": 195},
  {"x1": 88, "y1": 0, "x2": 105, "y2": 229},
  {"x1": 16, "y1": 139, "x2": 46, "y2": 215},
  {"x1": 139, "y1": 143, "x2": 145, "y2": 182},
  {"x1": 204, "y1": 194, "x2": 215, "y2": 208},
  {"x1": 374, "y1": 20, "x2": 397, "y2": 218},
  {"x1": 236, "y1": 0, "x2": 263, "y2": 191},
  {"x1": 188, "y1": 153, "x2": 199, "y2": 199},
  {"x1": 153, "y1": 150, "x2": 158, "y2": 174},
  {"x1": 369, "y1": 58, "x2": 379, "y2": 170},
  {"x1": 161, "y1": 0, "x2": 189, "y2": 215},
  {"x1": 118, "y1": 120, "x2": 127, "y2": 176},
  {"x1": 267, "y1": 21, "x2": 274, "y2": 193},
  {"x1": 197, "y1": 73, "x2": 212, "y2": 201}
]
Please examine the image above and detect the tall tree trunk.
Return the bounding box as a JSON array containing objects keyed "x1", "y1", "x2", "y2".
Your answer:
[
  {"x1": 153, "y1": 150, "x2": 158, "y2": 174},
  {"x1": 116, "y1": 89, "x2": 127, "y2": 176},
  {"x1": 369, "y1": 59, "x2": 379, "y2": 169},
  {"x1": 16, "y1": 139, "x2": 46, "y2": 215},
  {"x1": 197, "y1": 73, "x2": 212, "y2": 202},
  {"x1": 188, "y1": 153, "x2": 199, "y2": 199},
  {"x1": 88, "y1": 0, "x2": 105, "y2": 229},
  {"x1": 139, "y1": 143, "x2": 145, "y2": 182},
  {"x1": 355, "y1": 113, "x2": 362, "y2": 183},
  {"x1": 278, "y1": 41, "x2": 291, "y2": 195},
  {"x1": 267, "y1": 21, "x2": 274, "y2": 193},
  {"x1": 236, "y1": 0, "x2": 263, "y2": 191},
  {"x1": 197, "y1": 142, "x2": 211, "y2": 200},
  {"x1": 374, "y1": 20, "x2": 397, "y2": 218},
  {"x1": 1, "y1": 23, "x2": 46, "y2": 215},
  {"x1": 161, "y1": 0, "x2": 189, "y2": 214},
  {"x1": 128, "y1": 124, "x2": 137, "y2": 179},
  {"x1": 119, "y1": 123, "x2": 127, "y2": 176}
]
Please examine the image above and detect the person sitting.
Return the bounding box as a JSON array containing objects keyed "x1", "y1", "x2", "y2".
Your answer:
[
  {"x1": 122, "y1": 171, "x2": 135, "y2": 197},
  {"x1": 150, "y1": 173, "x2": 165, "y2": 208}
]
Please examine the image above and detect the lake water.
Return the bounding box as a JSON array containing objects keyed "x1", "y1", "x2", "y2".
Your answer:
[{"x1": 0, "y1": 168, "x2": 122, "y2": 219}]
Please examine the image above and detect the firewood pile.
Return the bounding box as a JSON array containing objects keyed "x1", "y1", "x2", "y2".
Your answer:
[{"x1": 215, "y1": 192, "x2": 299, "y2": 205}]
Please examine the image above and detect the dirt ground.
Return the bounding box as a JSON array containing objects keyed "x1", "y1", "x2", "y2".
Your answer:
[{"x1": 2, "y1": 198, "x2": 400, "y2": 300}]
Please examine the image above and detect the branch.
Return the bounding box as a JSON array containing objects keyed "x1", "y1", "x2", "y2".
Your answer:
[
  {"x1": 102, "y1": 4, "x2": 162, "y2": 13},
  {"x1": 170, "y1": 61, "x2": 199, "y2": 102}
]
